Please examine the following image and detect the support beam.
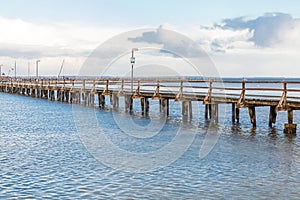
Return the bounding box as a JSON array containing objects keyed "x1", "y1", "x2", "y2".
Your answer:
[
  {"x1": 145, "y1": 98, "x2": 150, "y2": 114},
  {"x1": 232, "y1": 103, "x2": 236, "y2": 123},
  {"x1": 141, "y1": 98, "x2": 145, "y2": 114},
  {"x1": 284, "y1": 109, "x2": 296, "y2": 135},
  {"x1": 159, "y1": 99, "x2": 162, "y2": 112},
  {"x1": 205, "y1": 104, "x2": 209, "y2": 120},
  {"x1": 188, "y1": 101, "x2": 192, "y2": 119},
  {"x1": 100, "y1": 94, "x2": 105, "y2": 108},
  {"x1": 235, "y1": 107, "x2": 240, "y2": 123},
  {"x1": 209, "y1": 104, "x2": 218, "y2": 123},
  {"x1": 161, "y1": 98, "x2": 169, "y2": 117},
  {"x1": 248, "y1": 106, "x2": 256, "y2": 128},
  {"x1": 113, "y1": 93, "x2": 119, "y2": 108},
  {"x1": 90, "y1": 93, "x2": 94, "y2": 105},
  {"x1": 124, "y1": 95, "x2": 131, "y2": 112},
  {"x1": 284, "y1": 124, "x2": 297, "y2": 135},
  {"x1": 182, "y1": 101, "x2": 189, "y2": 117},
  {"x1": 129, "y1": 96, "x2": 133, "y2": 112},
  {"x1": 209, "y1": 104, "x2": 212, "y2": 119},
  {"x1": 288, "y1": 110, "x2": 293, "y2": 124},
  {"x1": 268, "y1": 105, "x2": 277, "y2": 127}
]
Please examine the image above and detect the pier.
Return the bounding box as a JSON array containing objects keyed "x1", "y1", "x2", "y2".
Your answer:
[{"x1": 0, "y1": 77, "x2": 299, "y2": 135}]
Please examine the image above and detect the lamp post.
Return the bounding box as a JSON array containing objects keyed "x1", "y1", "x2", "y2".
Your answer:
[
  {"x1": 28, "y1": 62, "x2": 30, "y2": 78},
  {"x1": 36, "y1": 60, "x2": 40, "y2": 78},
  {"x1": 0, "y1": 64, "x2": 3, "y2": 77},
  {"x1": 14, "y1": 60, "x2": 17, "y2": 78},
  {"x1": 130, "y1": 48, "x2": 138, "y2": 93}
]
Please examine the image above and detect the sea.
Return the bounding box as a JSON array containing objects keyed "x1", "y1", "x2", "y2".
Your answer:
[{"x1": 0, "y1": 78, "x2": 300, "y2": 199}]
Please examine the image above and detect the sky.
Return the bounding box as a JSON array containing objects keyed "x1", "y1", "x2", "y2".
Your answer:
[{"x1": 0, "y1": 0, "x2": 300, "y2": 77}]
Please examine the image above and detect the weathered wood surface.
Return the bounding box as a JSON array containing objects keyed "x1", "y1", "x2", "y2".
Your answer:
[
  {"x1": 1, "y1": 77, "x2": 299, "y2": 109},
  {"x1": 1, "y1": 77, "x2": 300, "y2": 133}
]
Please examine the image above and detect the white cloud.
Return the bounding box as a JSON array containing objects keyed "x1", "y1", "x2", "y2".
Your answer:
[
  {"x1": 0, "y1": 16, "x2": 130, "y2": 76},
  {"x1": 1, "y1": 13, "x2": 300, "y2": 77},
  {"x1": 184, "y1": 13, "x2": 300, "y2": 77},
  {"x1": 0, "y1": 17, "x2": 124, "y2": 57}
]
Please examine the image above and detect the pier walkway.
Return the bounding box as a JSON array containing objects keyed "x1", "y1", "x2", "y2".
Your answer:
[{"x1": 1, "y1": 77, "x2": 299, "y2": 134}]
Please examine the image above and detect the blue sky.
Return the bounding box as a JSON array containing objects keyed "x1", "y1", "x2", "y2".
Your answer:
[
  {"x1": 0, "y1": 0, "x2": 300, "y2": 77},
  {"x1": 1, "y1": 0, "x2": 300, "y2": 26}
]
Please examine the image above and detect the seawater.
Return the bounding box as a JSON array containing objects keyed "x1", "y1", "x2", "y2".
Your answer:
[{"x1": 0, "y1": 92, "x2": 300, "y2": 199}]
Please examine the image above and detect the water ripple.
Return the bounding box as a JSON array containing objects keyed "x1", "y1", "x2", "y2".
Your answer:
[{"x1": 0, "y1": 93, "x2": 300, "y2": 199}]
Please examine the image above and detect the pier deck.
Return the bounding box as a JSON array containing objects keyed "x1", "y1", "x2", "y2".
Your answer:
[{"x1": 1, "y1": 77, "x2": 299, "y2": 134}]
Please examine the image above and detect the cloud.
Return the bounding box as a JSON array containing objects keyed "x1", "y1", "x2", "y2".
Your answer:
[
  {"x1": 0, "y1": 16, "x2": 128, "y2": 58},
  {"x1": 1, "y1": 13, "x2": 300, "y2": 77},
  {"x1": 0, "y1": 43, "x2": 91, "y2": 59},
  {"x1": 128, "y1": 25, "x2": 207, "y2": 58},
  {"x1": 219, "y1": 13, "x2": 296, "y2": 47},
  {"x1": 186, "y1": 13, "x2": 300, "y2": 77}
]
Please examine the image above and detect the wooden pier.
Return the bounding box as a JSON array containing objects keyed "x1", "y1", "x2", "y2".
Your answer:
[{"x1": 0, "y1": 77, "x2": 299, "y2": 135}]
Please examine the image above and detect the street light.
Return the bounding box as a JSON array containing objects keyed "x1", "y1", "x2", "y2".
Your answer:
[
  {"x1": 0, "y1": 64, "x2": 3, "y2": 77},
  {"x1": 130, "y1": 48, "x2": 138, "y2": 92},
  {"x1": 36, "y1": 60, "x2": 40, "y2": 77},
  {"x1": 14, "y1": 60, "x2": 17, "y2": 78}
]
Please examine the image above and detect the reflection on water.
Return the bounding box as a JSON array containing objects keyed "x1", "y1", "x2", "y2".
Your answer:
[{"x1": 0, "y1": 93, "x2": 300, "y2": 199}]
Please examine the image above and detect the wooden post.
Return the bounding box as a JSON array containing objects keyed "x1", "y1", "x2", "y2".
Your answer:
[
  {"x1": 112, "y1": 93, "x2": 119, "y2": 108},
  {"x1": 55, "y1": 90, "x2": 59, "y2": 101},
  {"x1": 90, "y1": 93, "x2": 94, "y2": 106},
  {"x1": 284, "y1": 109, "x2": 296, "y2": 135},
  {"x1": 129, "y1": 96, "x2": 133, "y2": 112},
  {"x1": 188, "y1": 101, "x2": 192, "y2": 119},
  {"x1": 62, "y1": 91, "x2": 65, "y2": 102},
  {"x1": 44, "y1": 90, "x2": 48, "y2": 99},
  {"x1": 248, "y1": 106, "x2": 256, "y2": 128},
  {"x1": 236, "y1": 107, "x2": 240, "y2": 123},
  {"x1": 161, "y1": 98, "x2": 169, "y2": 117},
  {"x1": 125, "y1": 95, "x2": 131, "y2": 112},
  {"x1": 209, "y1": 104, "x2": 212, "y2": 119},
  {"x1": 145, "y1": 98, "x2": 149, "y2": 114},
  {"x1": 268, "y1": 105, "x2": 277, "y2": 127},
  {"x1": 109, "y1": 94, "x2": 113, "y2": 106},
  {"x1": 182, "y1": 101, "x2": 188, "y2": 117},
  {"x1": 232, "y1": 103, "x2": 236, "y2": 123},
  {"x1": 167, "y1": 98, "x2": 169, "y2": 117},
  {"x1": 205, "y1": 104, "x2": 209, "y2": 120},
  {"x1": 97, "y1": 93, "x2": 101, "y2": 107},
  {"x1": 288, "y1": 110, "x2": 293, "y2": 124},
  {"x1": 141, "y1": 98, "x2": 145, "y2": 114},
  {"x1": 159, "y1": 99, "x2": 162, "y2": 112},
  {"x1": 210, "y1": 104, "x2": 216, "y2": 122},
  {"x1": 100, "y1": 94, "x2": 105, "y2": 108},
  {"x1": 70, "y1": 92, "x2": 73, "y2": 104},
  {"x1": 213, "y1": 104, "x2": 218, "y2": 123}
]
